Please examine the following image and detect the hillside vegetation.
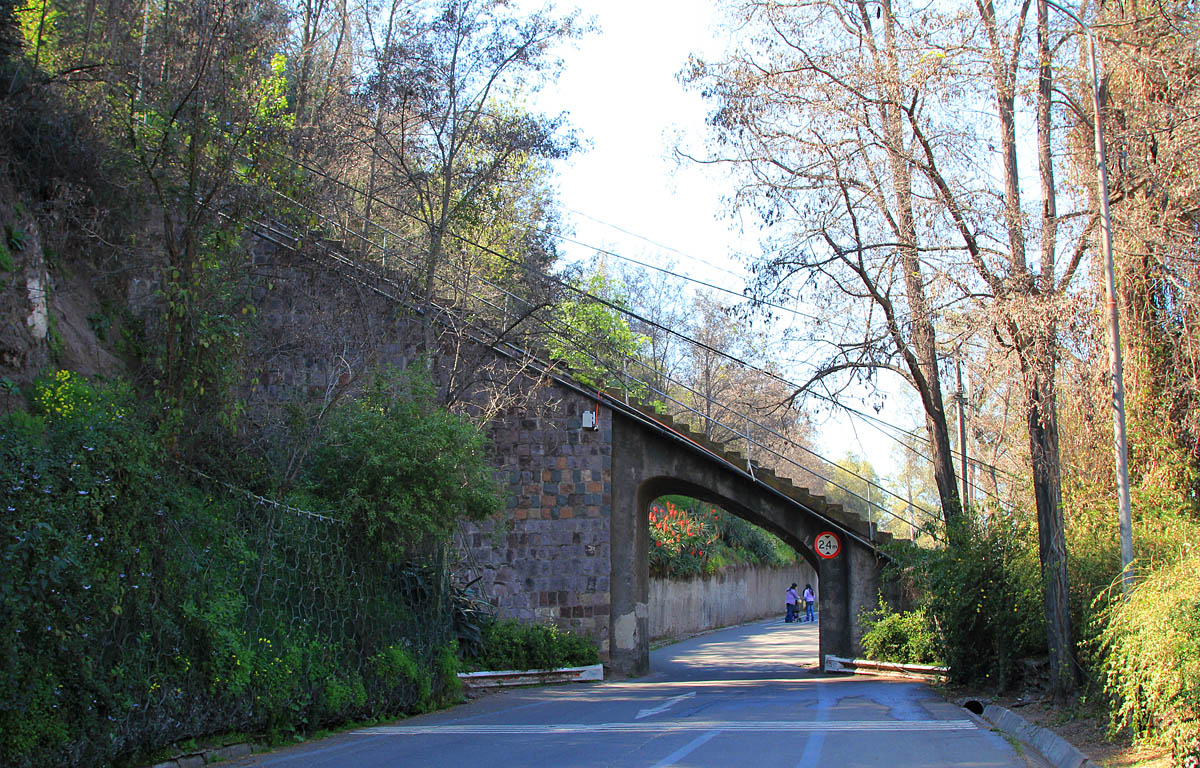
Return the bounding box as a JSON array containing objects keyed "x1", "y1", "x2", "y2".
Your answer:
[{"x1": 2, "y1": 0, "x2": 1199, "y2": 766}]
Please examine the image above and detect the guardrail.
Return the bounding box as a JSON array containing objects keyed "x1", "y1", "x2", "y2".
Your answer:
[{"x1": 824, "y1": 654, "x2": 948, "y2": 682}]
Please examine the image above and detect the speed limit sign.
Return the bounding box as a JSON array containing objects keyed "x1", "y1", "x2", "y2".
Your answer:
[{"x1": 814, "y1": 531, "x2": 841, "y2": 559}]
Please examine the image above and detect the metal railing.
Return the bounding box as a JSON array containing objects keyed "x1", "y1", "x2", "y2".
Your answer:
[{"x1": 222, "y1": 147, "x2": 949, "y2": 545}]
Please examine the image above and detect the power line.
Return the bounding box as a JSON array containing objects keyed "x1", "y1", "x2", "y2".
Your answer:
[
  {"x1": 243, "y1": 135, "x2": 1022, "y2": 497},
  {"x1": 559, "y1": 206, "x2": 750, "y2": 282},
  {"x1": 222, "y1": 153, "x2": 947, "y2": 528},
  {"x1": 174, "y1": 108, "x2": 1015, "y2": 518}
]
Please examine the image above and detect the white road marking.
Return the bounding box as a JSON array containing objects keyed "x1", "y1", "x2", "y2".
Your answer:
[
  {"x1": 355, "y1": 720, "x2": 977, "y2": 736},
  {"x1": 649, "y1": 729, "x2": 723, "y2": 768},
  {"x1": 636, "y1": 691, "x2": 697, "y2": 719},
  {"x1": 796, "y1": 678, "x2": 828, "y2": 768}
]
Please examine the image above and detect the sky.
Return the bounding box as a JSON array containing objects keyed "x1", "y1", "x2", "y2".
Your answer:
[
  {"x1": 528, "y1": 1, "x2": 747, "y2": 284},
  {"x1": 523, "y1": 1, "x2": 921, "y2": 480}
]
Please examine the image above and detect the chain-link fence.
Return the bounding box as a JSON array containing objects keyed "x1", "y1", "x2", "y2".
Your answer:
[{"x1": 2, "y1": 457, "x2": 458, "y2": 768}]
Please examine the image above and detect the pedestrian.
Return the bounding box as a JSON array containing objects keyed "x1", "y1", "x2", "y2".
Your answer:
[
  {"x1": 785, "y1": 583, "x2": 798, "y2": 623},
  {"x1": 802, "y1": 583, "x2": 816, "y2": 623}
]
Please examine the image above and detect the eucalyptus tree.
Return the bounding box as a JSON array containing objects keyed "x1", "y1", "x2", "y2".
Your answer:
[
  {"x1": 690, "y1": 0, "x2": 1101, "y2": 699},
  {"x1": 353, "y1": 0, "x2": 583, "y2": 354}
]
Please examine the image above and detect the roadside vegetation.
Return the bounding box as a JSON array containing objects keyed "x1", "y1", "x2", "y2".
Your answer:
[
  {"x1": 461, "y1": 618, "x2": 600, "y2": 673},
  {"x1": 3, "y1": 0, "x2": 1199, "y2": 764},
  {"x1": 0, "y1": 367, "x2": 505, "y2": 767},
  {"x1": 860, "y1": 503, "x2": 1198, "y2": 764},
  {"x1": 648, "y1": 496, "x2": 797, "y2": 579}
]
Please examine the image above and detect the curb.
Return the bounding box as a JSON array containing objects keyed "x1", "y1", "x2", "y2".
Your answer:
[
  {"x1": 143, "y1": 665, "x2": 603, "y2": 766},
  {"x1": 824, "y1": 654, "x2": 948, "y2": 682},
  {"x1": 150, "y1": 742, "x2": 256, "y2": 768},
  {"x1": 981, "y1": 704, "x2": 1092, "y2": 768},
  {"x1": 457, "y1": 663, "x2": 604, "y2": 689}
]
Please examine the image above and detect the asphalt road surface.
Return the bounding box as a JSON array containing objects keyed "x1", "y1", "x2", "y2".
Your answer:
[{"x1": 229, "y1": 618, "x2": 1040, "y2": 768}]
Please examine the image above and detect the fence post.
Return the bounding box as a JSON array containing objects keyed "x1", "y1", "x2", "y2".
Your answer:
[{"x1": 745, "y1": 417, "x2": 754, "y2": 478}]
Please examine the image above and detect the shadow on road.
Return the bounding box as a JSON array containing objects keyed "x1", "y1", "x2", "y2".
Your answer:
[{"x1": 647, "y1": 617, "x2": 820, "y2": 682}]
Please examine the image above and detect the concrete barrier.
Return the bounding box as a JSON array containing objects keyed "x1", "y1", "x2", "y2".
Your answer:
[
  {"x1": 824, "y1": 654, "x2": 948, "y2": 681},
  {"x1": 457, "y1": 663, "x2": 604, "y2": 689}
]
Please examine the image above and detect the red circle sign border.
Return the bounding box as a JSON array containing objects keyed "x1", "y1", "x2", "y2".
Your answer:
[{"x1": 814, "y1": 531, "x2": 841, "y2": 559}]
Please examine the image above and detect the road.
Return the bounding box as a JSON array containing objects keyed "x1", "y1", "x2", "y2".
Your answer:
[{"x1": 230, "y1": 618, "x2": 1041, "y2": 768}]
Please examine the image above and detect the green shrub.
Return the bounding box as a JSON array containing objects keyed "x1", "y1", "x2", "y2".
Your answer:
[
  {"x1": 1096, "y1": 557, "x2": 1200, "y2": 767},
  {"x1": 467, "y1": 618, "x2": 599, "y2": 671},
  {"x1": 369, "y1": 645, "x2": 432, "y2": 709},
  {"x1": 434, "y1": 642, "x2": 463, "y2": 704},
  {"x1": 305, "y1": 366, "x2": 501, "y2": 559},
  {"x1": 887, "y1": 511, "x2": 1044, "y2": 688},
  {"x1": 860, "y1": 602, "x2": 942, "y2": 665}
]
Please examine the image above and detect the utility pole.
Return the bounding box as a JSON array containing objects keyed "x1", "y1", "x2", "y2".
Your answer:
[
  {"x1": 1044, "y1": 0, "x2": 1135, "y2": 591},
  {"x1": 956, "y1": 359, "x2": 970, "y2": 512},
  {"x1": 1089, "y1": 33, "x2": 1135, "y2": 593},
  {"x1": 1032, "y1": 0, "x2": 1132, "y2": 595}
]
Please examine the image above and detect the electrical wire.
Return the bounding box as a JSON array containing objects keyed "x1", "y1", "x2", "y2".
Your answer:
[{"x1": 163, "y1": 109, "x2": 1016, "y2": 523}]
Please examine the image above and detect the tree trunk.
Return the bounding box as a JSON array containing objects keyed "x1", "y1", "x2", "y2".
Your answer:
[
  {"x1": 876, "y1": 0, "x2": 962, "y2": 527},
  {"x1": 1026, "y1": 365, "x2": 1077, "y2": 702},
  {"x1": 1031, "y1": 0, "x2": 1076, "y2": 703}
]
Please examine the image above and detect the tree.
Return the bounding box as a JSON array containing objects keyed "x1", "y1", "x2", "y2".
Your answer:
[
  {"x1": 683, "y1": 0, "x2": 964, "y2": 528},
  {"x1": 120, "y1": 1, "x2": 294, "y2": 435},
  {"x1": 613, "y1": 257, "x2": 691, "y2": 403},
  {"x1": 689, "y1": 0, "x2": 1098, "y2": 699},
  {"x1": 886, "y1": 434, "x2": 942, "y2": 542},
  {"x1": 680, "y1": 291, "x2": 753, "y2": 441},
  {"x1": 546, "y1": 267, "x2": 647, "y2": 393},
  {"x1": 357, "y1": 0, "x2": 582, "y2": 354}
]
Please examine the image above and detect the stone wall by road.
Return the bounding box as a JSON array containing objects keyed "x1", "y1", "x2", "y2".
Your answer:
[
  {"x1": 460, "y1": 386, "x2": 614, "y2": 655},
  {"x1": 248, "y1": 244, "x2": 617, "y2": 656},
  {"x1": 649, "y1": 562, "x2": 818, "y2": 642}
]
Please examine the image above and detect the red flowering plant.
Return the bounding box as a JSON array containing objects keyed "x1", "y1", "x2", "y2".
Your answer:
[{"x1": 648, "y1": 501, "x2": 719, "y2": 578}]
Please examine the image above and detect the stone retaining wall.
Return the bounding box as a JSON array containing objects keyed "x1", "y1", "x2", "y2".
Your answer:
[
  {"x1": 460, "y1": 386, "x2": 614, "y2": 654},
  {"x1": 248, "y1": 244, "x2": 616, "y2": 654}
]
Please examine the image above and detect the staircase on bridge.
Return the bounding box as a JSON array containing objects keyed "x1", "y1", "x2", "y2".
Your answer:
[{"x1": 606, "y1": 391, "x2": 892, "y2": 553}]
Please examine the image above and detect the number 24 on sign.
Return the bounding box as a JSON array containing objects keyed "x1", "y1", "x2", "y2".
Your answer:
[{"x1": 814, "y1": 531, "x2": 841, "y2": 559}]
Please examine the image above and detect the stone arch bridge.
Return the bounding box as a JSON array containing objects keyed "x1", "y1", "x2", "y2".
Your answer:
[
  {"x1": 249, "y1": 237, "x2": 896, "y2": 678},
  {"x1": 461, "y1": 372, "x2": 897, "y2": 677}
]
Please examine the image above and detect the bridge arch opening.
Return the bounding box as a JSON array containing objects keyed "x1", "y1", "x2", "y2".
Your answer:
[
  {"x1": 639, "y1": 476, "x2": 822, "y2": 573},
  {"x1": 608, "y1": 408, "x2": 887, "y2": 678},
  {"x1": 643, "y1": 487, "x2": 821, "y2": 653}
]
